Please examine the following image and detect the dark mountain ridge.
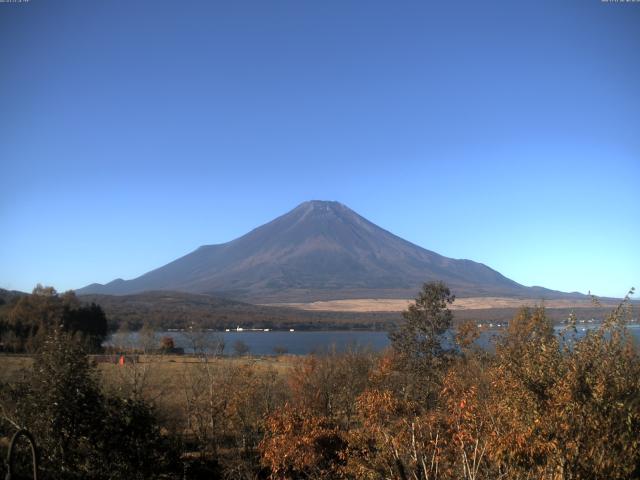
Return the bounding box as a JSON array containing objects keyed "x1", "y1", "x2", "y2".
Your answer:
[{"x1": 77, "y1": 201, "x2": 582, "y2": 302}]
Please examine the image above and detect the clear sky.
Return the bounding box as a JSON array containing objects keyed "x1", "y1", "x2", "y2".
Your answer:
[{"x1": 1, "y1": 0, "x2": 638, "y2": 298}]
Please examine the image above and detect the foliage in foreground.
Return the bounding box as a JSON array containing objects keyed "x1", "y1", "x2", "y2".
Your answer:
[
  {"x1": 0, "y1": 330, "x2": 180, "y2": 480},
  {"x1": 0, "y1": 282, "x2": 638, "y2": 479},
  {"x1": 258, "y1": 284, "x2": 639, "y2": 480}
]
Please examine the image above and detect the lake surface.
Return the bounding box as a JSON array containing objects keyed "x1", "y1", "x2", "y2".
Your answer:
[{"x1": 108, "y1": 324, "x2": 640, "y2": 356}]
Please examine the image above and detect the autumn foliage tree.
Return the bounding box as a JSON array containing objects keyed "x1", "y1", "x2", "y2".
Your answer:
[
  {"x1": 260, "y1": 347, "x2": 375, "y2": 479},
  {"x1": 1, "y1": 282, "x2": 638, "y2": 480},
  {"x1": 260, "y1": 404, "x2": 348, "y2": 479},
  {"x1": 487, "y1": 293, "x2": 640, "y2": 480}
]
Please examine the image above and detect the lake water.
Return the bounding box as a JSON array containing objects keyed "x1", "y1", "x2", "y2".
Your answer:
[{"x1": 108, "y1": 324, "x2": 640, "y2": 356}]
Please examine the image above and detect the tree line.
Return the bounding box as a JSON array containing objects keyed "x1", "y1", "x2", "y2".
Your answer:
[
  {"x1": 0, "y1": 285, "x2": 108, "y2": 353},
  {"x1": 0, "y1": 282, "x2": 638, "y2": 479}
]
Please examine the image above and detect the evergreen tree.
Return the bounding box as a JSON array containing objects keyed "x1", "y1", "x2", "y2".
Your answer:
[{"x1": 388, "y1": 281, "x2": 455, "y2": 402}]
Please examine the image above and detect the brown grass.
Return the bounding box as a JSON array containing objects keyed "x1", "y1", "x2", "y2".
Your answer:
[
  {"x1": 264, "y1": 296, "x2": 616, "y2": 312},
  {"x1": 0, "y1": 354, "x2": 297, "y2": 430}
]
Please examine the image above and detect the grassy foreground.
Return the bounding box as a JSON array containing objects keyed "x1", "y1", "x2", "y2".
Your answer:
[
  {"x1": 0, "y1": 353, "x2": 296, "y2": 427},
  {"x1": 1, "y1": 286, "x2": 638, "y2": 479}
]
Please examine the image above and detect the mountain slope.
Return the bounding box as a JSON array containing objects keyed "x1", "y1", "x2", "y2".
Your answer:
[{"x1": 76, "y1": 201, "x2": 576, "y2": 302}]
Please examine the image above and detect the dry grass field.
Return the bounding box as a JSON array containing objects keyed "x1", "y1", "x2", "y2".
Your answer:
[
  {"x1": 0, "y1": 353, "x2": 298, "y2": 433},
  {"x1": 265, "y1": 296, "x2": 617, "y2": 312},
  {"x1": 0, "y1": 355, "x2": 33, "y2": 384}
]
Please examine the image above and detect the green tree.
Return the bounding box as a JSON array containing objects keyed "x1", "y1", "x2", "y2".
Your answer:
[
  {"x1": 1, "y1": 286, "x2": 63, "y2": 351},
  {"x1": 0, "y1": 287, "x2": 108, "y2": 353},
  {"x1": 388, "y1": 281, "x2": 455, "y2": 402},
  {"x1": 96, "y1": 397, "x2": 180, "y2": 480},
  {"x1": 61, "y1": 302, "x2": 108, "y2": 352},
  {"x1": 2, "y1": 330, "x2": 179, "y2": 479},
  {"x1": 11, "y1": 329, "x2": 105, "y2": 478}
]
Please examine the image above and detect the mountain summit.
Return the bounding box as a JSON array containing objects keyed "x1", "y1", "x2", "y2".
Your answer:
[{"x1": 77, "y1": 201, "x2": 570, "y2": 302}]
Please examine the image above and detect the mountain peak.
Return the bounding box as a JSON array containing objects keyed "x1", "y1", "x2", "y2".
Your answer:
[
  {"x1": 298, "y1": 200, "x2": 344, "y2": 208},
  {"x1": 294, "y1": 200, "x2": 350, "y2": 214},
  {"x1": 283, "y1": 200, "x2": 360, "y2": 227},
  {"x1": 76, "y1": 202, "x2": 573, "y2": 302}
]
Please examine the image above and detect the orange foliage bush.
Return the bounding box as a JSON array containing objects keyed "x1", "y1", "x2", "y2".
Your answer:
[{"x1": 259, "y1": 403, "x2": 348, "y2": 479}]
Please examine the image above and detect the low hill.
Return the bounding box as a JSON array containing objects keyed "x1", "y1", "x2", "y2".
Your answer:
[
  {"x1": 0, "y1": 288, "x2": 27, "y2": 306},
  {"x1": 76, "y1": 290, "x2": 622, "y2": 332},
  {"x1": 78, "y1": 291, "x2": 397, "y2": 331}
]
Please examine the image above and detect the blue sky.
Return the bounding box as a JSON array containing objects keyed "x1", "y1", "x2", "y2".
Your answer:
[{"x1": 1, "y1": 0, "x2": 638, "y2": 298}]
